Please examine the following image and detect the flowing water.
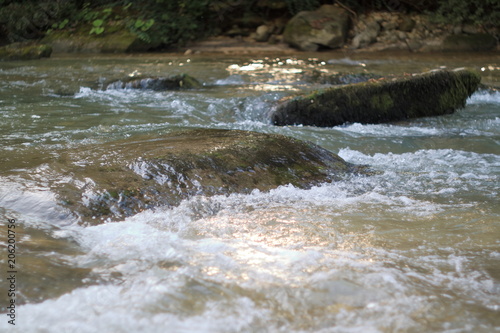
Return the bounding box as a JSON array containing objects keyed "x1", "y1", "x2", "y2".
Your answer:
[{"x1": 0, "y1": 52, "x2": 499, "y2": 332}]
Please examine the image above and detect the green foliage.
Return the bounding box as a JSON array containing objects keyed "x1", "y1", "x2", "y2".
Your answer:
[
  {"x1": 283, "y1": 0, "x2": 320, "y2": 14},
  {"x1": 0, "y1": 0, "x2": 496, "y2": 47},
  {"x1": 432, "y1": 0, "x2": 500, "y2": 26},
  {"x1": 89, "y1": 19, "x2": 105, "y2": 35},
  {"x1": 125, "y1": 0, "x2": 214, "y2": 46}
]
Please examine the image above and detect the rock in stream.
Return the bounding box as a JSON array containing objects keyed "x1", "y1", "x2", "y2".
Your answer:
[
  {"x1": 49, "y1": 129, "x2": 367, "y2": 224},
  {"x1": 272, "y1": 69, "x2": 481, "y2": 127}
]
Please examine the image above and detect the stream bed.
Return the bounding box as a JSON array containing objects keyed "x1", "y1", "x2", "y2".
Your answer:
[{"x1": 0, "y1": 51, "x2": 499, "y2": 332}]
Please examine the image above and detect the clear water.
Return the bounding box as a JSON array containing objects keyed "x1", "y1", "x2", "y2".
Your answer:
[{"x1": 0, "y1": 52, "x2": 499, "y2": 332}]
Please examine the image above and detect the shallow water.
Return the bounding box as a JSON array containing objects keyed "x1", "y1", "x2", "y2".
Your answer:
[{"x1": 0, "y1": 52, "x2": 499, "y2": 332}]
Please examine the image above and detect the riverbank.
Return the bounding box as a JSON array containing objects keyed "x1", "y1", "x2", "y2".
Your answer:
[{"x1": 1, "y1": 4, "x2": 497, "y2": 61}]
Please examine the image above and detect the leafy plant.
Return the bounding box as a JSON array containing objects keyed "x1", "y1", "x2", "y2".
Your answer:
[
  {"x1": 89, "y1": 19, "x2": 105, "y2": 35},
  {"x1": 432, "y1": 0, "x2": 500, "y2": 26}
]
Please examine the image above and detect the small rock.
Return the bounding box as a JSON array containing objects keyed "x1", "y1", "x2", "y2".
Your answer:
[
  {"x1": 406, "y1": 39, "x2": 422, "y2": 51},
  {"x1": 398, "y1": 17, "x2": 416, "y2": 32},
  {"x1": 462, "y1": 25, "x2": 480, "y2": 34},
  {"x1": 267, "y1": 34, "x2": 282, "y2": 44},
  {"x1": 352, "y1": 21, "x2": 380, "y2": 49},
  {"x1": 383, "y1": 21, "x2": 398, "y2": 31},
  {"x1": 397, "y1": 31, "x2": 407, "y2": 40},
  {"x1": 453, "y1": 25, "x2": 463, "y2": 35},
  {"x1": 225, "y1": 25, "x2": 248, "y2": 37},
  {"x1": 254, "y1": 25, "x2": 271, "y2": 42}
]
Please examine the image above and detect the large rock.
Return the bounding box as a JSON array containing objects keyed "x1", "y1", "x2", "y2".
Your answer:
[
  {"x1": 104, "y1": 74, "x2": 202, "y2": 90},
  {"x1": 51, "y1": 129, "x2": 366, "y2": 224},
  {"x1": 351, "y1": 21, "x2": 380, "y2": 49},
  {"x1": 272, "y1": 69, "x2": 481, "y2": 127},
  {"x1": 0, "y1": 42, "x2": 52, "y2": 61},
  {"x1": 283, "y1": 5, "x2": 350, "y2": 51},
  {"x1": 42, "y1": 29, "x2": 156, "y2": 53}
]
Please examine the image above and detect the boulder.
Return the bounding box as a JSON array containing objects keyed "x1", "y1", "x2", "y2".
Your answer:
[
  {"x1": 441, "y1": 33, "x2": 497, "y2": 52},
  {"x1": 104, "y1": 74, "x2": 202, "y2": 90},
  {"x1": 253, "y1": 25, "x2": 272, "y2": 42},
  {"x1": 398, "y1": 17, "x2": 416, "y2": 32},
  {"x1": 283, "y1": 5, "x2": 350, "y2": 51},
  {"x1": 272, "y1": 69, "x2": 481, "y2": 127},
  {"x1": 52, "y1": 129, "x2": 367, "y2": 223},
  {"x1": 0, "y1": 42, "x2": 52, "y2": 61},
  {"x1": 42, "y1": 29, "x2": 157, "y2": 53}
]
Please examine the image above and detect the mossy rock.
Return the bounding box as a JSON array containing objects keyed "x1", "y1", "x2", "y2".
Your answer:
[
  {"x1": 283, "y1": 5, "x2": 350, "y2": 51},
  {"x1": 104, "y1": 74, "x2": 202, "y2": 90},
  {"x1": 272, "y1": 69, "x2": 481, "y2": 127},
  {"x1": 442, "y1": 33, "x2": 497, "y2": 52},
  {"x1": 0, "y1": 42, "x2": 52, "y2": 61},
  {"x1": 42, "y1": 28, "x2": 156, "y2": 53},
  {"x1": 50, "y1": 129, "x2": 367, "y2": 224}
]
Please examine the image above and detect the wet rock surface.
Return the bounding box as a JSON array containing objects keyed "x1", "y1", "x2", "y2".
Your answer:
[
  {"x1": 49, "y1": 128, "x2": 367, "y2": 224},
  {"x1": 272, "y1": 69, "x2": 481, "y2": 127},
  {"x1": 104, "y1": 74, "x2": 202, "y2": 90}
]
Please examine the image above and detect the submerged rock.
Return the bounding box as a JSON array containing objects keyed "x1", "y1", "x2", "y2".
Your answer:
[
  {"x1": 272, "y1": 69, "x2": 481, "y2": 127},
  {"x1": 53, "y1": 129, "x2": 367, "y2": 224},
  {"x1": 283, "y1": 5, "x2": 350, "y2": 51},
  {"x1": 104, "y1": 74, "x2": 202, "y2": 90},
  {"x1": 0, "y1": 42, "x2": 52, "y2": 61}
]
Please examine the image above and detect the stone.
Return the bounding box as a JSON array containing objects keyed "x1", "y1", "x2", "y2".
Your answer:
[
  {"x1": 397, "y1": 31, "x2": 407, "y2": 40},
  {"x1": 225, "y1": 25, "x2": 249, "y2": 37},
  {"x1": 406, "y1": 39, "x2": 423, "y2": 51},
  {"x1": 442, "y1": 33, "x2": 497, "y2": 52},
  {"x1": 50, "y1": 129, "x2": 367, "y2": 223},
  {"x1": 283, "y1": 5, "x2": 350, "y2": 51},
  {"x1": 271, "y1": 69, "x2": 481, "y2": 127},
  {"x1": 452, "y1": 25, "x2": 463, "y2": 35},
  {"x1": 398, "y1": 17, "x2": 416, "y2": 32},
  {"x1": 462, "y1": 25, "x2": 480, "y2": 34},
  {"x1": 42, "y1": 29, "x2": 156, "y2": 53},
  {"x1": 254, "y1": 25, "x2": 272, "y2": 42},
  {"x1": 0, "y1": 42, "x2": 52, "y2": 61},
  {"x1": 104, "y1": 74, "x2": 202, "y2": 91},
  {"x1": 382, "y1": 21, "x2": 398, "y2": 31},
  {"x1": 352, "y1": 21, "x2": 380, "y2": 49}
]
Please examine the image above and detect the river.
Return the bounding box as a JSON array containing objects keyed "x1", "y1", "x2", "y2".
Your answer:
[{"x1": 0, "y1": 52, "x2": 499, "y2": 332}]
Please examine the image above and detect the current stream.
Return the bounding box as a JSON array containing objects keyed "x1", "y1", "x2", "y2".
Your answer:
[{"x1": 0, "y1": 52, "x2": 499, "y2": 332}]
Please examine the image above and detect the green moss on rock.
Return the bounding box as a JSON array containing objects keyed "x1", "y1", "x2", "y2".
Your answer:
[
  {"x1": 0, "y1": 42, "x2": 52, "y2": 61},
  {"x1": 42, "y1": 28, "x2": 156, "y2": 53},
  {"x1": 272, "y1": 69, "x2": 481, "y2": 127}
]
